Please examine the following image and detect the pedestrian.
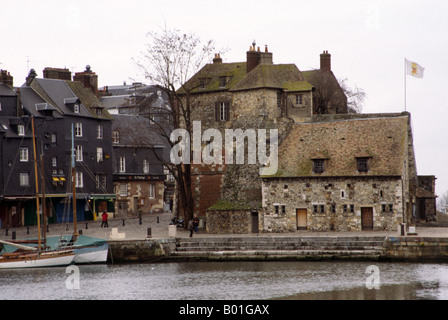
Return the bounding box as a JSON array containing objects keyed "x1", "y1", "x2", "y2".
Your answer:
[
  {"x1": 188, "y1": 219, "x2": 194, "y2": 238},
  {"x1": 193, "y1": 214, "x2": 199, "y2": 233},
  {"x1": 101, "y1": 211, "x2": 109, "y2": 228}
]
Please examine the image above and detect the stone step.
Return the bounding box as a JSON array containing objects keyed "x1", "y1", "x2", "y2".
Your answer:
[
  {"x1": 176, "y1": 240, "x2": 385, "y2": 246},
  {"x1": 170, "y1": 249, "x2": 384, "y2": 258},
  {"x1": 175, "y1": 245, "x2": 384, "y2": 252},
  {"x1": 177, "y1": 236, "x2": 386, "y2": 243}
]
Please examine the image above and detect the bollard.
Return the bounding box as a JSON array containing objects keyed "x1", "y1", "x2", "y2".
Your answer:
[
  {"x1": 27, "y1": 226, "x2": 30, "y2": 235},
  {"x1": 47, "y1": 225, "x2": 49, "y2": 233},
  {"x1": 139, "y1": 217, "x2": 142, "y2": 225},
  {"x1": 157, "y1": 216, "x2": 159, "y2": 223},
  {"x1": 66, "y1": 224, "x2": 69, "y2": 231},
  {"x1": 122, "y1": 219, "x2": 125, "y2": 226},
  {"x1": 5, "y1": 228, "x2": 8, "y2": 236},
  {"x1": 79, "y1": 229, "x2": 83, "y2": 235},
  {"x1": 12, "y1": 231, "x2": 16, "y2": 240},
  {"x1": 86, "y1": 223, "x2": 88, "y2": 229},
  {"x1": 147, "y1": 227, "x2": 151, "y2": 238}
]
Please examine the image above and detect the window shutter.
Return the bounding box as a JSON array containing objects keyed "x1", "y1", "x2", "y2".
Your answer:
[
  {"x1": 225, "y1": 101, "x2": 230, "y2": 121},
  {"x1": 215, "y1": 102, "x2": 219, "y2": 122}
]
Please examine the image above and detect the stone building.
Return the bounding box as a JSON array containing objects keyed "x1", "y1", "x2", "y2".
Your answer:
[
  {"x1": 179, "y1": 43, "x2": 347, "y2": 229},
  {"x1": 261, "y1": 112, "x2": 428, "y2": 232},
  {"x1": 178, "y1": 44, "x2": 348, "y2": 232}
]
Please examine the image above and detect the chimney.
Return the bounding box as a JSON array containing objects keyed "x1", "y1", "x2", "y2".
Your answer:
[
  {"x1": 320, "y1": 50, "x2": 331, "y2": 71},
  {"x1": 43, "y1": 67, "x2": 72, "y2": 80},
  {"x1": 73, "y1": 65, "x2": 98, "y2": 95},
  {"x1": 213, "y1": 53, "x2": 222, "y2": 64},
  {"x1": 26, "y1": 69, "x2": 37, "y2": 86},
  {"x1": 0, "y1": 70, "x2": 13, "y2": 88},
  {"x1": 246, "y1": 41, "x2": 273, "y2": 73}
]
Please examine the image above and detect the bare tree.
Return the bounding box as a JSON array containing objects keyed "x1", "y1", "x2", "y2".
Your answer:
[
  {"x1": 338, "y1": 78, "x2": 366, "y2": 114},
  {"x1": 438, "y1": 190, "x2": 448, "y2": 214},
  {"x1": 305, "y1": 69, "x2": 366, "y2": 114},
  {"x1": 133, "y1": 26, "x2": 217, "y2": 223}
]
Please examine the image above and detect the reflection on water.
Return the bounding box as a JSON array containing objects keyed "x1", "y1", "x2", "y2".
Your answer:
[{"x1": 0, "y1": 261, "x2": 447, "y2": 300}]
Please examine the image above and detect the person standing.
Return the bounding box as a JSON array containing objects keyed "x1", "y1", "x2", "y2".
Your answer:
[
  {"x1": 101, "y1": 211, "x2": 109, "y2": 228},
  {"x1": 193, "y1": 215, "x2": 199, "y2": 233},
  {"x1": 188, "y1": 219, "x2": 194, "y2": 238}
]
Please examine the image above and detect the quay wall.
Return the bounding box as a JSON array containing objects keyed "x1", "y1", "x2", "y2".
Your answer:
[{"x1": 107, "y1": 236, "x2": 448, "y2": 263}]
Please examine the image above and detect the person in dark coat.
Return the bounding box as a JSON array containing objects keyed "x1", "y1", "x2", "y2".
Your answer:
[{"x1": 188, "y1": 219, "x2": 194, "y2": 238}]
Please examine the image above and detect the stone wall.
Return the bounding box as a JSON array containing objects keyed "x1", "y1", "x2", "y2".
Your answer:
[
  {"x1": 206, "y1": 209, "x2": 252, "y2": 234},
  {"x1": 262, "y1": 176, "x2": 404, "y2": 232},
  {"x1": 114, "y1": 180, "x2": 165, "y2": 215}
]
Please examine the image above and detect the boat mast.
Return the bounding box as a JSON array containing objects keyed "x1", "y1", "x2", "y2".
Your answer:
[
  {"x1": 71, "y1": 123, "x2": 78, "y2": 238},
  {"x1": 40, "y1": 154, "x2": 47, "y2": 249},
  {"x1": 31, "y1": 116, "x2": 42, "y2": 253}
]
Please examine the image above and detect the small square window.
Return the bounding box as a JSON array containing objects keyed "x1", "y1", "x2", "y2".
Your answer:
[
  {"x1": 343, "y1": 205, "x2": 348, "y2": 213},
  {"x1": 350, "y1": 204, "x2": 354, "y2": 213},
  {"x1": 389, "y1": 204, "x2": 393, "y2": 212},
  {"x1": 357, "y1": 157, "x2": 369, "y2": 172},
  {"x1": 281, "y1": 205, "x2": 286, "y2": 214},
  {"x1": 331, "y1": 204, "x2": 336, "y2": 213},
  {"x1": 274, "y1": 205, "x2": 279, "y2": 214},
  {"x1": 313, "y1": 159, "x2": 325, "y2": 173}
]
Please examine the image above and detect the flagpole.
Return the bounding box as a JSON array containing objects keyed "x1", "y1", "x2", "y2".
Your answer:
[{"x1": 404, "y1": 58, "x2": 407, "y2": 111}]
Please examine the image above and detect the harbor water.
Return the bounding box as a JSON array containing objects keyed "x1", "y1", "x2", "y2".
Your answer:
[{"x1": 1, "y1": 260, "x2": 448, "y2": 300}]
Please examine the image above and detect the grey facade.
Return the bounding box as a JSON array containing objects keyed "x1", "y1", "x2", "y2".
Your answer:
[{"x1": 0, "y1": 68, "x2": 114, "y2": 228}]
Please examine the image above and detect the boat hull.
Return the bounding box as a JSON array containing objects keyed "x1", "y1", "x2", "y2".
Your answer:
[
  {"x1": 0, "y1": 251, "x2": 74, "y2": 269},
  {"x1": 74, "y1": 243, "x2": 109, "y2": 264}
]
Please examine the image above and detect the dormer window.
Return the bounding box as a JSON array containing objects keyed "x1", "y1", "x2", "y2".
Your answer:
[
  {"x1": 312, "y1": 159, "x2": 325, "y2": 174},
  {"x1": 18, "y1": 125, "x2": 25, "y2": 136},
  {"x1": 199, "y1": 78, "x2": 207, "y2": 89},
  {"x1": 356, "y1": 157, "x2": 369, "y2": 172},
  {"x1": 219, "y1": 76, "x2": 227, "y2": 88}
]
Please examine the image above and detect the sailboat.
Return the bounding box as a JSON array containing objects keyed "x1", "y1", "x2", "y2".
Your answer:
[{"x1": 0, "y1": 116, "x2": 75, "y2": 269}]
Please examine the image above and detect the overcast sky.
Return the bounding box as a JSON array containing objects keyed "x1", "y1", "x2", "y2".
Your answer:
[{"x1": 2, "y1": 0, "x2": 447, "y2": 198}]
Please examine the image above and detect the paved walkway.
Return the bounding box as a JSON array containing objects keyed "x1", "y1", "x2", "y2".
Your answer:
[{"x1": 1, "y1": 211, "x2": 448, "y2": 242}]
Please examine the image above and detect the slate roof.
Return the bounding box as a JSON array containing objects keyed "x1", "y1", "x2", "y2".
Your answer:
[
  {"x1": 112, "y1": 114, "x2": 166, "y2": 147},
  {"x1": 266, "y1": 114, "x2": 410, "y2": 178},
  {"x1": 0, "y1": 84, "x2": 16, "y2": 96},
  {"x1": 65, "y1": 81, "x2": 113, "y2": 120},
  {"x1": 179, "y1": 62, "x2": 313, "y2": 94},
  {"x1": 19, "y1": 86, "x2": 62, "y2": 118}
]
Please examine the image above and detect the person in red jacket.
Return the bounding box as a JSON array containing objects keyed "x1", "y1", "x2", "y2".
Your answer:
[{"x1": 101, "y1": 211, "x2": 109, "y2": 228}]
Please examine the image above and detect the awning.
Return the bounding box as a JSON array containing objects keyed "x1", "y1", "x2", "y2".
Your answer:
[{"x1": 90, "y1": 194, "x2": 117, "y2": 200}]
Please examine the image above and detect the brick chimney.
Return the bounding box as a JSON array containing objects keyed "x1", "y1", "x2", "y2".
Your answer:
[
  {"x1": 213, "y1": 53, "x2": 222, "y2": 64},
  {"x1": 43, "y1": 67, "x2": 72, "y2": 80},
  {"x1": 26, "y1": 69, "x2": 37, "y2": 86},
  {"x1": 246, "y1": 41, "x2": 273, "y2": 73},
  {"x1": 320, "y1": 50, "x2": 331, "y2": 71},
  {"x1": 0, "y1": 70, "x2": 13, "y2": 88},
  {"x1": 73, "y1": 65, "x2": 98, "y2": 95}
]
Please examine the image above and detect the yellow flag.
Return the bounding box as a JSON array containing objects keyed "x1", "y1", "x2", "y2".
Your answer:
[{"x1": 405, "y1": 59, "x2": 424, "y2": 78}]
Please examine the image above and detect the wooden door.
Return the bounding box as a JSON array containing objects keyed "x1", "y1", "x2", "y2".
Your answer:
[
  {"x1": 296, "y1": 209, "x2": 307, "y2": 230},
  {"x1": 251, "y1": 211, "x2": 259, "y2": 233},
  {"x1": 361, "y1": 207, "x2": 373, "y2": 230}
]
